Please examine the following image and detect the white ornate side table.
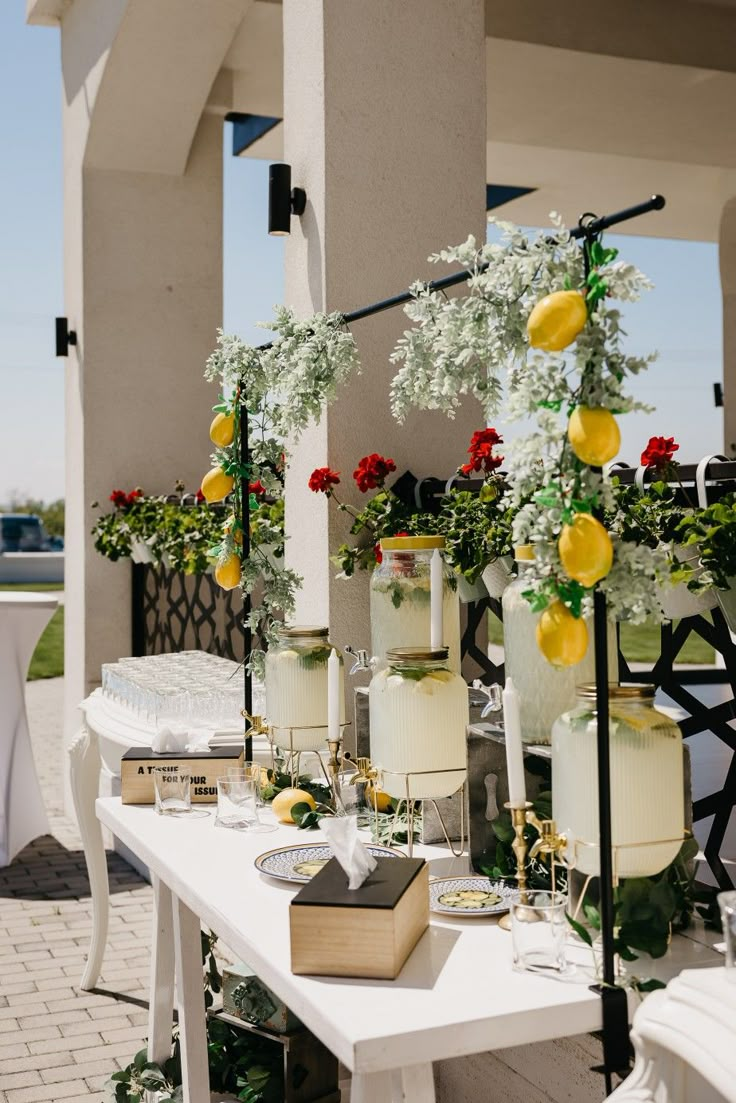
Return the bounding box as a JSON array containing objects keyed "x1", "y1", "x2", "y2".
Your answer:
[{"x1": 608, "y1": 967, "x2": 736, "y2": 1103}]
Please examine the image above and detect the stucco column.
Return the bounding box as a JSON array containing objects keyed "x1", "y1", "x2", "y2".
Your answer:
[
  {"x1": 283, "y1": 0, "x2": 487, "y2": 665},
  {"x1": 721, "y1": 197, "x2": 736, "y2": 455},
  {"x1": 62, "y1": 113, "x2": 223, "y2": 803}
]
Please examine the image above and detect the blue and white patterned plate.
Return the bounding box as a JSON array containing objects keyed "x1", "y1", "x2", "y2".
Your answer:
[
  {"x1": 429, "y1": 876, "x2": 517, "y2": 917},
  {"x1": 255, "y1": 842, "x2": 401, "y2": 884}
]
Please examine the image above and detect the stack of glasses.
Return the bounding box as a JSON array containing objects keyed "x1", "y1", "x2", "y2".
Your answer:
[{"x1": 101, "y1": 651, "x2": 264, "y2": 730}]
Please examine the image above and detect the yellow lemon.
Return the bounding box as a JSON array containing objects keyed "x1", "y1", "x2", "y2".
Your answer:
[
  {"x1": 558, "y1": 513, "x2": 614, "y2": 588},
  {"x1": 215, "y1": 553, "x2": 241, "y2": 591},
  {"x1": 201, "y1": 467, "x2": 234, "y2": 503},
  {"x1": 536, "y1": 601, "x2": 589, "y2": 668},
  {"x1": 271, "y1": 788, "x2": 317, "y2": 824},
  {"x1": 209, "y1": 411, "x2": 235, "y2": 448},
  {"x1": 568, "y1": 406, "x2": 621, "y2": 466},
  {"x1": 365, "y1": 785, "x2": 393, "y2": 813},
  {"x1": 527, "y1": 290, "x2": 588, "y2": 351}
]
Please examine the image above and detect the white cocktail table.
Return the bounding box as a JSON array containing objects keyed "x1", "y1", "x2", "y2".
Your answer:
[
  {"x1": 95, "y1": 797, "x2": 723, "y2": 1103},
  {"x1": 0, "y1": 592, "x2": 58, "y2": 866}
]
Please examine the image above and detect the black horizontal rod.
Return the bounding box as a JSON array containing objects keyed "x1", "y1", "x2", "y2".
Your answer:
[{"x1": 253, "y1": 194, "x2": 665, "y2": 349}]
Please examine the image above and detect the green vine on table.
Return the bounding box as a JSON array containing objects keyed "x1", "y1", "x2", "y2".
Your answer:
[{"x1": 106, "y1": 931, "x2": 282, "y2": 1103}]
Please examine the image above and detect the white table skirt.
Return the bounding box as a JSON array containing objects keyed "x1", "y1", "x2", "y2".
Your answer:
[{"x1": 0, "y1": 592, "x2": 58, "y2": 865}]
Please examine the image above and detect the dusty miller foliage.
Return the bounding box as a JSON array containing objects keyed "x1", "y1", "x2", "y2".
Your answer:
[
  {"x1": 204, "y1": 310, "x2": 359, "y2": 675},
  {"x1": 390, "y1": 215, "x2": 666, "y2": 622}
]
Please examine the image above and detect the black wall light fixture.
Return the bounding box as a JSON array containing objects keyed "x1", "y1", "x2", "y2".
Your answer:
[
  {"x1": 268, "y1": 163, "x2": 306, "y2": 236},
  {"x1": 55, "y1": 317, "x2": 77, "y2": 357}
]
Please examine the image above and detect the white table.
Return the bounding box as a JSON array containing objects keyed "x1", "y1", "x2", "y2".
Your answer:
[
  {"x1": 0, "y1": 592, "x2": 58, "y2": 866},
  {"x1": 71, "y1": 689, "x2": 271, "y2": 989},
  {"x1": 96, "y1": 797, "x2": 723, "y2": 1103}
]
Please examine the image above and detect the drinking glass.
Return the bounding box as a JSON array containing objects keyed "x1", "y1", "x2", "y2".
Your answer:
[
  {"x1": 216, "y1": 777, "x2": 259, "y2": 829},
  {"x1": 511, "y1": 891, "x2": 569, "y2": 975},
  {"x1": 718, "y1": 890, "x2": 736, "y2": 975},
  {"x1": 153, "y1": 766, "x2": 192, "y2": 816}
]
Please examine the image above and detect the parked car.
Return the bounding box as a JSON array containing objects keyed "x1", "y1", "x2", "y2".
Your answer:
[{"x1": 0, "y1": 514, "x2": 54, "y2": 552}]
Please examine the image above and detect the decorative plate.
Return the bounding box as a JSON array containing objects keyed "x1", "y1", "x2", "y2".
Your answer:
[
  {"x1": 255, "y1": 842, "x2": 401, "y2": 884},
  {"x1": 429, "y1": 876, "x2": 517, "y2": 917}
]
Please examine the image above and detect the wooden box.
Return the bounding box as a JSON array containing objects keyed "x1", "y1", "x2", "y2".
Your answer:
[
  {"x1": 120, "y1": 746, "x2": 244, "y2": 804},
  {"x1": 290, "y1": 857, "x2": 429, "y2": 979}
]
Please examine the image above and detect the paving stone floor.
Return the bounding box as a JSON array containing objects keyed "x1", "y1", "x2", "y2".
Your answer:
[{"x1": 0, "y1": 679, "x2": 152, "y2": 1103}]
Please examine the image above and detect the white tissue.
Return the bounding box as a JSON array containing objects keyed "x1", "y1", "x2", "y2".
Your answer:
[
  {"x1": 151, "y1": 724, "x2": 212, "y2": 754},
  {"x1": 321, "y1": 815, "x2": 377, "y2": 891}
]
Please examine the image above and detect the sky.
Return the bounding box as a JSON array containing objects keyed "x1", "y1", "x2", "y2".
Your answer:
[{"x1": 0, "y1": 4, "x2": 725, "y2": 504}]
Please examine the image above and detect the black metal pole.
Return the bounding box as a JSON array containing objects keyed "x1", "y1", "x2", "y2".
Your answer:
[{"x1": 240, "y1": 405, "x2": 253, "y2": 760}]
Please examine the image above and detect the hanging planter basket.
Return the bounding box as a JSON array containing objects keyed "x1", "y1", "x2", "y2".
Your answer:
[
  {"x1": 481, "y1": 555, "x2": 515, "y2": 600},
  {"x1": 455, "y1": 572, "x2": 488, "y2": 603},
  {"x1": 657, "y1": 544, "x2": 718, "y2": 621}
]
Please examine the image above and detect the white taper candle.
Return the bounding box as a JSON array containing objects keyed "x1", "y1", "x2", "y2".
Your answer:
[
  {"x1": 327, "y1": 648, "x2": 341, "y2": 743},
  {"x1": 502, "y1": 677, "x2": 526, "y2": 807},
  {"x1": 430, "y1": 548, "x2": 443, "y2": 651}
]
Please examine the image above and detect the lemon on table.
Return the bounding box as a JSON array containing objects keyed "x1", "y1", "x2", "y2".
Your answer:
[
  {"x1": 527, "y1": 290, "x2": 588, "y2": 351},
  {"x1": 536, "y1": 601, "x2": 589, "y2": 668},
  {"x1": 271, "y1": 788, "x2": 316, "y2": 824},
  {"x1": 568, "y1": 406, "x2": 621, "y2": 466},
  {"x1": 215, "y1": 553, "x2": 241, "y2": 591},
  {"x1": 201, "y1": 467, "x2": 235, "y2": 503},
  {"x1": 365, "y1": 785, "x2": 393, "y2": 813},
  {"x1": 209, "y1": 412, "x2": 235, "y2": 448},
  {"x1": 558, "y1": 513, "x2": 614, "y2": 588}
]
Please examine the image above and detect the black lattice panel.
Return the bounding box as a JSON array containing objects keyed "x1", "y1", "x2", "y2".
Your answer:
[{"x1": 132, "y1": 564, "x2": 245, "y2": 662}]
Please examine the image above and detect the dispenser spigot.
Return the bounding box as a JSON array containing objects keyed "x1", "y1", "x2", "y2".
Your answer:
[
  {"x1": 344, "y1": 645, "x2": 373, "y2": 675},
  {"x1": 241, "y1": 710, "x2": 270, "y2": 738},
  {"x1": 526, "y1": 813, "x2": 568, "y2": 863},
  {"x1": 471, "y1": 679, "x2": 503, "y2": 719}
]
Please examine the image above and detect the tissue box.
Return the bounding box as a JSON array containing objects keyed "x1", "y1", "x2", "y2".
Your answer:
[
  {"x1": 120, "y1": 746, "x2": 244, "y2": 804},
  {"x1": 290, "y1": 857, "x2": 429, "y2": 979}
]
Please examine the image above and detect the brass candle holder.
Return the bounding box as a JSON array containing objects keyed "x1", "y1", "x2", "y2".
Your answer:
[{"x1": 498, "y1": 801, "x2": 533, "y2": 931}]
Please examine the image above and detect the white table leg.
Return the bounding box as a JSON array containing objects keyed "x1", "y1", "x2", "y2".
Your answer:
[
  {"x1": 351, "y1": 1071, "x2": 397, "y2": 1103},
  {"x1": 398, "y1": 1064, "x2": 435, "y2": 1102},
  {"x1": 147, "y1": 877, "x2": 175, "y2": 1068},
  {"x1": 69, "y1": 724, "x2": 108, "y2": 990},
  {"x1": 172, "y1": 894, "x2": 210, "y2": 1102}
]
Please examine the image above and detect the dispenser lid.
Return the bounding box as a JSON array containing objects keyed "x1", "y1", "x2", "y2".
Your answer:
[
  {"x1": 380, "y1": 535, "x2": 445, "y2": 551},
  {"x1": 278, "y1": 625, "x2": 329, "y2": 638},
  {"x1": 514, "y1": 544, "x2": 535, "y2": 561},
  {"x1": 576, "y1": 682, "x2": 655, "y2": 700},
  {"x1": 386, "y1": 646, "x2": 450, "y2": 662}
]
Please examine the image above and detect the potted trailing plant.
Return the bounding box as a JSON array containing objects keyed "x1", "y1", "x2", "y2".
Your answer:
[
  {"x1": 678, "y1": 491, "x2": 736, "y2": 632},
  {"x1": 610, "y1": 437, "x2": 717, "y2": 620}
]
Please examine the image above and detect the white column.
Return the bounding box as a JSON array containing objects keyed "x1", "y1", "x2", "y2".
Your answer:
[
  {"x1": 721, "y1": 197, "x2": 736, "y2": 455},
  {"x1": 283, "y1": 0, "x2": 487, "y2": 657}
]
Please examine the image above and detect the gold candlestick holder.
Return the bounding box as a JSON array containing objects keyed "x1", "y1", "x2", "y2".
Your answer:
[{"x1": 498, "y1": 800, "x2": 533, "y2": 931}]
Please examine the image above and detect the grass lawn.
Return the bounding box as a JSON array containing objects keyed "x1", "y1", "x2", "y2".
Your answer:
[
  {"x1": 0, "y1": 583, "x2": 64, "y2": 680},
  {"x1": 488, "y1": 612, "x2": 715, "y2": 665}
]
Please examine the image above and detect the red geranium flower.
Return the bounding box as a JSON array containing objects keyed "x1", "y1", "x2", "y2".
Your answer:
[
  {"x1": 353, "y1": 453, "x2": 397, "y2": 493},
  {"x1": 308, "y1": 467, "x2": 341, "y2": 494},
  {"x1": 249, "y1": 480, "x2": 266, "y2": 498},
  {"x1": 195, "y1": 488, "x2": 205, "y2": 504},
  {"x1": 110, "y1": 489, "x2": 128, "y2": 508},
  {"x1": 641, "y1": 436, "x2": 679, "y2": 472},
  {"x1": 460, "y1": 428, "x2": 504, "y2": 476}
]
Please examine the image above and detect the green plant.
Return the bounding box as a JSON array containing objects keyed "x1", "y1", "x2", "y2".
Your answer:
[
  {"x1": 107, "y1": 931, "x2": 283, "y2": 1103},
  {"x1": 610, "y1": 479, "x2": 689, "y2": 551},
  {"x1": 437, "y1": 486, "x2": 513, "y2": 584},
  {"x1": 566, "y1": 836, "x2": 720, "y2": 988},
  {"x1": 678, "y1": 492, "x2": 736, "y2": 590}
]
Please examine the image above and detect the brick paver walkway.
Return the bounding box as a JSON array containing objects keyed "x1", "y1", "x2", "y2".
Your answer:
[{"x1": 0, "y1": 679, "x2": 153, "y2": 1102}]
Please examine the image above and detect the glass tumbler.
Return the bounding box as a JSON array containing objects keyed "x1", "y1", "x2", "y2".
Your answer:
[
  {"x1": 718, "y1": 890, "x2": 736, "y2": 975},
  {"x1": 216, "y1": 777, "x2": 259, "y2": 830},
  {"x1": 511, "y1": 891, "x2": 568, "y2": 975},
  {"x1": 153, "y1": 767, "x2": 191, "y2": 816}
]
